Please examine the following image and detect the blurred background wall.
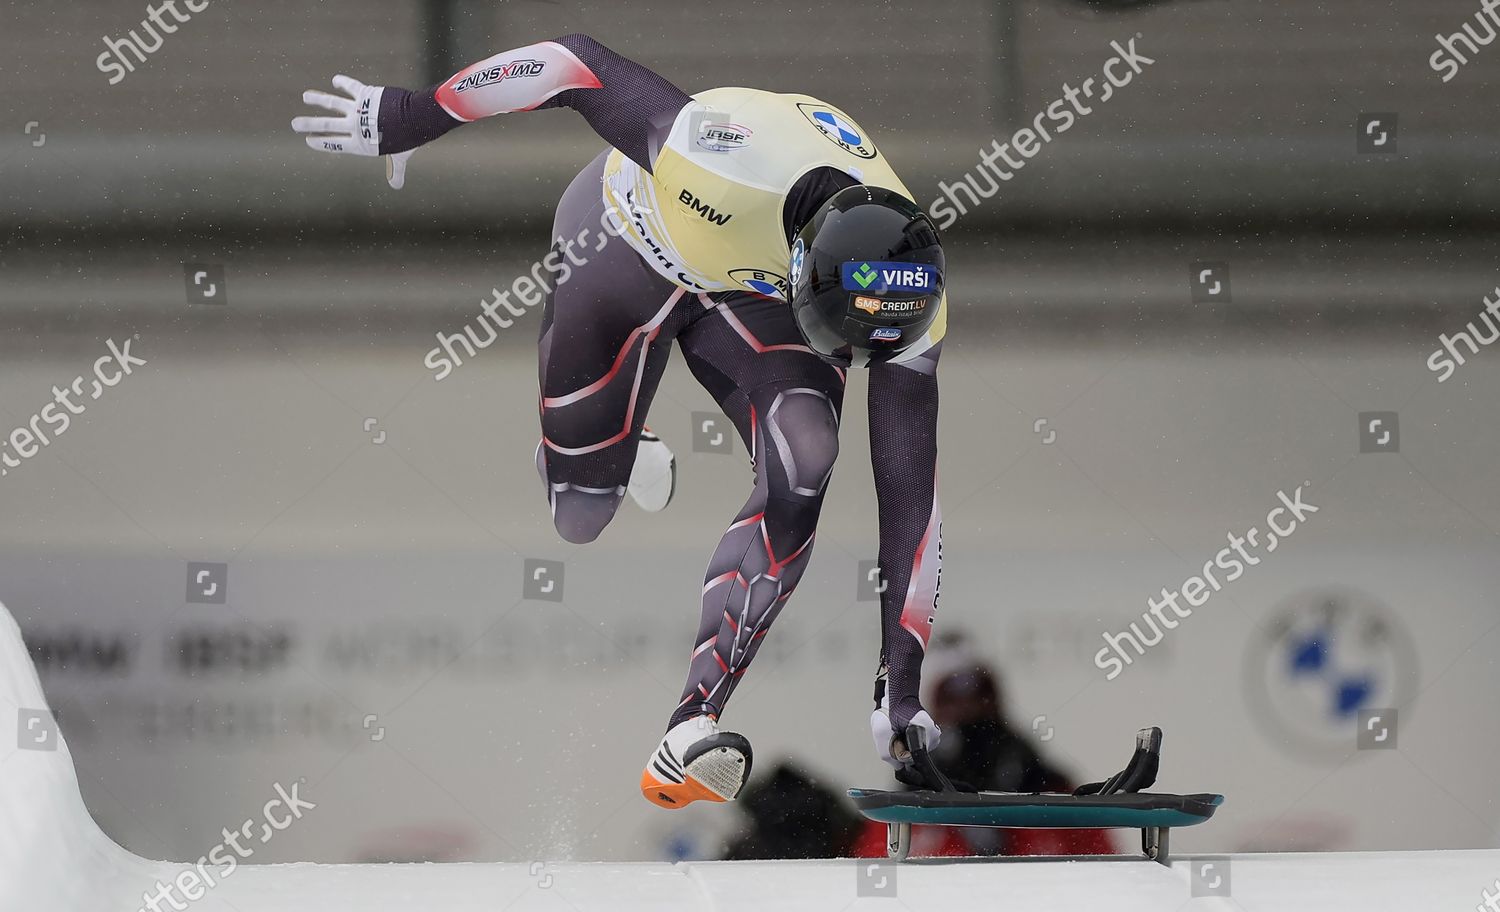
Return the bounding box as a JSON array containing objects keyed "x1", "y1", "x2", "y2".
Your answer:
[{"x1": 1, "y1": 0, "x2": 1497, "y2": 864}]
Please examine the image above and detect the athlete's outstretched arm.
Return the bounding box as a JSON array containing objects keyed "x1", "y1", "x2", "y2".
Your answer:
[
  {"x1": 292, "y1": 35, "x2": 690, "y2": 187},
  {"x1": 867, "y1": 342, "x2": 943, "y2": 738}
]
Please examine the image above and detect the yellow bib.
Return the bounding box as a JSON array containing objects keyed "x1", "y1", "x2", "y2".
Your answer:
[{"x1": 601, "y1": 87, "x2": 945, "y2": 358}]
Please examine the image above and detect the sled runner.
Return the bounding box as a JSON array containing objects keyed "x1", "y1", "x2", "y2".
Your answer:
[{"x1": 849, "y1": 726, "x2": 1222, "y2": 864}]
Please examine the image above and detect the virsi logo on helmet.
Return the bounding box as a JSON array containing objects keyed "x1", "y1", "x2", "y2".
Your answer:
[
  {"x1": 697, "y1": 122, "x2": 752, "y2": 152},
  {"x1": 869, "y1": 327, "x2": 904, "y2": 342},
  {"x1": 451, "y1": 59, "x2": 546, "y2": 93},
  {"x1": 841, "y1": 262, "x2": 939, "y2": 294}
]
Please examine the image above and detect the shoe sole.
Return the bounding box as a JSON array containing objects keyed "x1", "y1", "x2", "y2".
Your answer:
[{"x1": 640, "y1": 734, "x2": 752, "y2": 809}]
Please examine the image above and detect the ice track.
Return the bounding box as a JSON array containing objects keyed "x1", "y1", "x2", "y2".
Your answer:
[{"x1": 1, "y1": 601, "x2": 1490, "y2": 911}]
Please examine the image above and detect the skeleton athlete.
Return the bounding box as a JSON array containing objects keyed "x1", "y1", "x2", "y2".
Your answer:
[{"x1": 293, "y1": 33, "x2": 948, "y2": 808}]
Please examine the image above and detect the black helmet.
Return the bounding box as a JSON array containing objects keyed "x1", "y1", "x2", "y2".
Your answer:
[{"x1": 788, "y1": 185, "x2": 944, "y2": 368}]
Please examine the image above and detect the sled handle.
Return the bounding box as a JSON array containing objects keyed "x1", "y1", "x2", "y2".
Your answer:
[
  {"x1": 1074, "y1": 726, "x2": 1162, "y2": 796},
  {"x1": 902, "y1": 723, "x2": 958, "y2": 793}
]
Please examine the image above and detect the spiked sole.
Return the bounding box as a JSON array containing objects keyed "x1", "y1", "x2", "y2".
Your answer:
[{"x1": 641, "y1": 734, "x2": 752, "y2": 809}]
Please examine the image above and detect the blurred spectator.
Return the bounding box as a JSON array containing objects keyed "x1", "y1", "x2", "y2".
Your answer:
[
  {"x1": 720, "y1": 761, "x2": 864, "y2": 860},
  {"x1": 849, "y1": 632, "x2": 1116, "y2": 858}
]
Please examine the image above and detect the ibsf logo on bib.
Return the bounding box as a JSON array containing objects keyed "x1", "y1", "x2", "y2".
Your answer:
[
  {"x1": 841, "y1": 261, "x2": 939, "y2": 295},
  {"x1": 697, "y1": 121, "x2": 753, "y2": 152}
]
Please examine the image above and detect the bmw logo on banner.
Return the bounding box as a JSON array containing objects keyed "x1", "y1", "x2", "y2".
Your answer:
[{"x1": 1243, "y1": 586, "x2": 1418, "y2": 758}]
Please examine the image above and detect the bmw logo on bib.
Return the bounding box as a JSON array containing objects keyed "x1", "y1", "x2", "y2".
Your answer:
[
  {"x1": 729, "y1": 268, "x2": 789, "y2": 299},
  {"x1": 798, "y1": 103, "x2": 878, "y2": 159},
  {"x1": 814, "y1": 111, "x2": 860, "y2": 146}
]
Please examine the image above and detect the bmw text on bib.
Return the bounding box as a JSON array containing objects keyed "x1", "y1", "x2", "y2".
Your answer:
[{"x1": 840, "y1": 262, "x2": 940, "y2": 295}]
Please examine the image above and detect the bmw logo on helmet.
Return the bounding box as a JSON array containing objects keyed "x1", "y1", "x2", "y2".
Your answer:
[{"x1": 789, "y1": 238, "x2": 806, "y2": 285}]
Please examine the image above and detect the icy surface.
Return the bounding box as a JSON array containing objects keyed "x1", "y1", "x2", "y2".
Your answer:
[{"x1": 2, "y1": 599, "x2": 1492, "y2": 911}]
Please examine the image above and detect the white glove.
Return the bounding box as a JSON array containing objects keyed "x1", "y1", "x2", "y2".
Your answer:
[
  {"x1": 291, "y1": 74, "x2": 414, "y2": 190},
  {"x1": 870, "y1": 695, "x2": 940, "y2": 769}
]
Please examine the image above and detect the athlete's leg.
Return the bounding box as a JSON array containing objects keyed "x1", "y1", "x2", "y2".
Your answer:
[
  {"x1": 668, "y1": 291, "x2": 847, "y2": 727},
  {"x1": 537, "y1": 152, "x2": 691, "y2": 543}
]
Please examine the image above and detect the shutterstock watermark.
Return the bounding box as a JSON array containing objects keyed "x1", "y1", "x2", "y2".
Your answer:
[
  {"x1": 1426, "y1": 284, "x2": 1500, "y2": 382},
  {"x1": 928, "y1": 37, "x2": 1155, "y2": 230},
  {"x1": 1095, "y1": 485, "x2": 1319, "y2": 680},
  {"x1": 1477, "y1": 877, "x2": 1500, "y2": 912},
  {"x1": 1430, "y1": 0, "x2": 1500, "y2": 83},
  {"x1": 423, "y1": 203, "x2": 646, "y2": 381},
  {"x1": 1, "y1": 337, "x2": 147, "y2": 479},
  {"x1": 97, "y1": 1, "x2": 216, "y2": 86},
  {"x1": 132, "y1": 779, "x2": 314, "y2": 912}
]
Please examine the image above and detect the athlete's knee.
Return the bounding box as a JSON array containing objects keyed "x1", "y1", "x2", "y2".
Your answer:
[
  {"x1": 550, "y1": 487, "x2": 624, "y2": 544},
  {"x1": 792, "y1": 422, "x2": 840, "y2": 487},
  {"x1": 763, "y1": 389, "x2": 840, "y2": 498},
  {"x1": 537, "y1": 442, "x2": 626, "y2": 543}
]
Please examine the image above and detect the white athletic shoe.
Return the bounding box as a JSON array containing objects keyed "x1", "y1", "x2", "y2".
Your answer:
[
  {"x1": 627, "y1": 428, "x2": 676, "y2": 512},
  {"x1": 640, "y1": 715, "x2": 752, "y2": 809}
]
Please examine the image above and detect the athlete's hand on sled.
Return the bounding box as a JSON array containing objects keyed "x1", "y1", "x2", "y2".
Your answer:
[
  {"x1": 870, "y1": 694, "x2": 940, "y2": 769},
  {"x1": 291, "y1": 74, "x2": 414, "y2": 189}
]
